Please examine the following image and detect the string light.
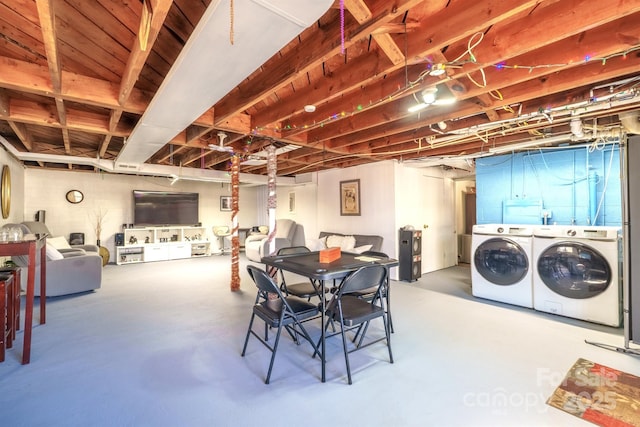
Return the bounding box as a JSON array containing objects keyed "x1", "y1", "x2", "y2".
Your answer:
[
  {"x1": 250, "y1": 35, "x2": 640, "y2": 134},
  {"x1": 490, "y1": 46, "x2": 640, "y2": 73}
]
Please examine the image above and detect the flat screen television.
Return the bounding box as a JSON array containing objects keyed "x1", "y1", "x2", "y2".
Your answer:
[{"x1": 133, "y1": 190, "x2": 199, "y2": 226}]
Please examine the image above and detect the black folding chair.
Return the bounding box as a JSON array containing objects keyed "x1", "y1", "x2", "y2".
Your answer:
[
  {"x1": 321, "y1": 263, "x2": 393, "y2": 384},
  {"x1": 350, "y1": 251, "x2": 394, "y2": 334},
  {"x1": 242, "y1": 265, "x2": 320, "y2": 384},
  {"x1": 276, "y1": 246, "x2": 328, "y2": 301}
]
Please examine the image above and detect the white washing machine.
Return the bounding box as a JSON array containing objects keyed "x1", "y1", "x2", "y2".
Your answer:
[
  {"x1": 532, "y1": 225, "x2": 622, "y2": 327},
  {"x1": 471, "y1": 224, "x2": 534, "y2": 308}
]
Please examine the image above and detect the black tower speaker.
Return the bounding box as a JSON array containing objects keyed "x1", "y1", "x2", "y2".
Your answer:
[
  {"x1": 115, "y1": 233, "x2": 125, "y2": 247},
  {"x1": 399, "y1": 229, "x2": 422, "y2": 282}
]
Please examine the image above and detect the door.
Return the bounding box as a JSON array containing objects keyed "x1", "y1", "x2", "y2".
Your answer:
[{"x1": 423, "y1": 175, "x2": 457, "y2": 271}]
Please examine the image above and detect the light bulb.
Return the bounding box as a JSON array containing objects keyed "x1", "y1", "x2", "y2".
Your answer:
[{"x1": 421, "y1": 87, "x2": 438, "y2": 104}]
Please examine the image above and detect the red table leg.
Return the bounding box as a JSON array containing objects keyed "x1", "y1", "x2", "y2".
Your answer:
[
  {"x1": 22, "y1": 241, "x2": 36, "y2": 364},
  {"x1": 39, "y1": 243, "x2": 46, "y2": 324}
]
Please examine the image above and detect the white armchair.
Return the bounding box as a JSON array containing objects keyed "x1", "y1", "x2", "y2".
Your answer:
[{"x1": 245, "y1": 219, "x2": 305, "y2": 262}]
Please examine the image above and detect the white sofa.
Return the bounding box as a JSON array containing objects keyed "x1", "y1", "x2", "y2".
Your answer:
[{"x1": 244, "y1": 219, "x2": 305, "y2": 262}]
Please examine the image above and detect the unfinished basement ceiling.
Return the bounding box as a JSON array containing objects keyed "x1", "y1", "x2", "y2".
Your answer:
[{"x1": 1, "y1": 0, "x2": 640, "y2": 181}]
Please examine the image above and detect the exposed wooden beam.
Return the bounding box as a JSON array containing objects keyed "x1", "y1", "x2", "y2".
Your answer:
[
  {"x1": 260, "y1": 0, "x2": 544, "y2": 133},
  {"x1": 35, "y1": 0, "x2": 61, "y2": 92},
  {"x1": 213, "y1": 0, "x2": 430, "y2": 123},
  {"x1": 344, "y1": 0, "x2": 405, "y2": 65},
  {"x1": 287, "y1": 9, "x2": 640, "y2": 145},
  {"x1": 119, "y1": 0, "x2": 173, "y2": 105},
  {"x1": 9, "y1": 121, "x2": 33, "y2": 151}
]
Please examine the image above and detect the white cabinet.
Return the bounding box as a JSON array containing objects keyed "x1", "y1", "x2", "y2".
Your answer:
[
  {"x1": 115, "y1": 226, "x2": 211, "y2": 265},
  {"x1": 117, "y1": 245, "x2": 144, "y2": 264},
  {"x1": 144, "y1": 244, "x2": 169, "y2": 262},
  {"x1": 169, "y1": 243, "x2": 191, "y2": 260}
]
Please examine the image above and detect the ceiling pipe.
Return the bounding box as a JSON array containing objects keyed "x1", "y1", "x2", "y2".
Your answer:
[
  {"x1": 0, "y1": 136, "x2": 294, "y2": 186},
  {"x1": 489, "y1": 128, "x2": 622, "y2": 154}
]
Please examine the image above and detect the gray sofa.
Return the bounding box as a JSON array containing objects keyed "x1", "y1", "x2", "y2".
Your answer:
[
  {"x1": 318, "y1": 231, "x2": 383, "y2": 253},
  {"x1": 10, "y1": 222, "x2": 102, "y2": 297}
]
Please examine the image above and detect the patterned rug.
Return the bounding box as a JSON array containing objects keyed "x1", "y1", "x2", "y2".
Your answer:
[{"x1": 547, "y1": 358, "x2": 640, "y2": 426}]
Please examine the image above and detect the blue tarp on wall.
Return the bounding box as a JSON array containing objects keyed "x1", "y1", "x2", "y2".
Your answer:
[{"x1": 475, "y1": 144, "x2": 621, "y2": 226}]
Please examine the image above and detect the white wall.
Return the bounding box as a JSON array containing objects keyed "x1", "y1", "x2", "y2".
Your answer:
[
  {"x1": 23, "y1": 169, "x2": 261, "y2": 262},
  {"x1": 14, "y1": 159, "x2": 464, "y2": 272},
  {"x1": 274, "y1": 181, "x2": 318, "y2": 242},
  {"x1": 316, "y1": 161, "x2": 397, "y2": 257}
]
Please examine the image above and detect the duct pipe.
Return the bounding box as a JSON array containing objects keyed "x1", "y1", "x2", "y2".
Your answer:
[
  {"x1": 571, "y1": 117, "x2": 584, "y2": 138},
  {"x1": 620, "y1": 110, "x2": 640, "y2": 134}
]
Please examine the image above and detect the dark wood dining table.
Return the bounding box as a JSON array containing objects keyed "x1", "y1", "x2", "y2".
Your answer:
[
  {"x1": 261, "y1": 250, "x2": 398, "y2": 382},
  {"x1": 0, "y1": 235, "x2": 46, "y2": 364}
]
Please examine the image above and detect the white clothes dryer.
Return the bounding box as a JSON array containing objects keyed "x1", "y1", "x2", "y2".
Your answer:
[
  {"x1": 532, "y1": 225, "x2": 622, "y2": 326},
  {"x1": 471, "y1": 224, "x2": 534, "y2": 308}
]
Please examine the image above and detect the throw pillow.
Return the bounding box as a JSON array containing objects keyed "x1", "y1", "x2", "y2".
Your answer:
[
  {"x1": 326, "y1": 234, "x2": 356, "y2": 250},
  {"x1": 341, "y1": 235, "x2": 356, "y2": 250},
  {"x1": 48, "y1": 235, "x2": 72, "y2": 250},
  {"x1": 352, "y1": 244, "x2": 373, "y2": 254},
  {"x1": 326, "y1": 234, "x2": 344, "y2": 249},
  {"x1": 45, "y1": 243, "x2": 64, "y2": 261},
  {"x1": 305, "y1": 237, "x2": 326, "y2": 251}
]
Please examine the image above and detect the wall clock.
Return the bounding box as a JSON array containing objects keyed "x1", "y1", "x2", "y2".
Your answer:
[{"x1": 1, "y1": 165, "x2": 10, "y2": 219}]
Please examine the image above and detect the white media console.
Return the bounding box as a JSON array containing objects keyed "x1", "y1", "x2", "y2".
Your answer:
[{"x1": 115, "y1": 226, "x2": 211, "y2": 265}]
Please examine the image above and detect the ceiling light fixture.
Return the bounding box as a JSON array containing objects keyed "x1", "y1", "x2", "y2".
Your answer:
[
  {"x1": 408, "y1": 103, "x2": 428, "y2": 113},
  {"x1": 408, "y1": 87, "x2": 456, "y2": 112},
  {"x1": 304, "y1": 104, "x2": 316, "y2": 113}
]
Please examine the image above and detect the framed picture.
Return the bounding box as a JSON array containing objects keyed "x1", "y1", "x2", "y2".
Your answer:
[
  {"x1": 340, "y1": 179, "x2": 360, "y2": 216},
  {"x1": 288, "y1": 191, "x2": 296, "y2": 213},
  {"x1": 220, "y1": 196, "x2": 232, "y2": 211}
]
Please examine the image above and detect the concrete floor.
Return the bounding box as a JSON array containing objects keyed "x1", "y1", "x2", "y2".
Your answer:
[{"x1": 1, "y1": 256, "x2": 638, "y2": 427}]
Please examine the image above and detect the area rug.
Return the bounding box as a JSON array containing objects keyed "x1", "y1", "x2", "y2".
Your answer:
[{"x1": 547, "y1": 358, "x2": 640, "y2": 426}]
